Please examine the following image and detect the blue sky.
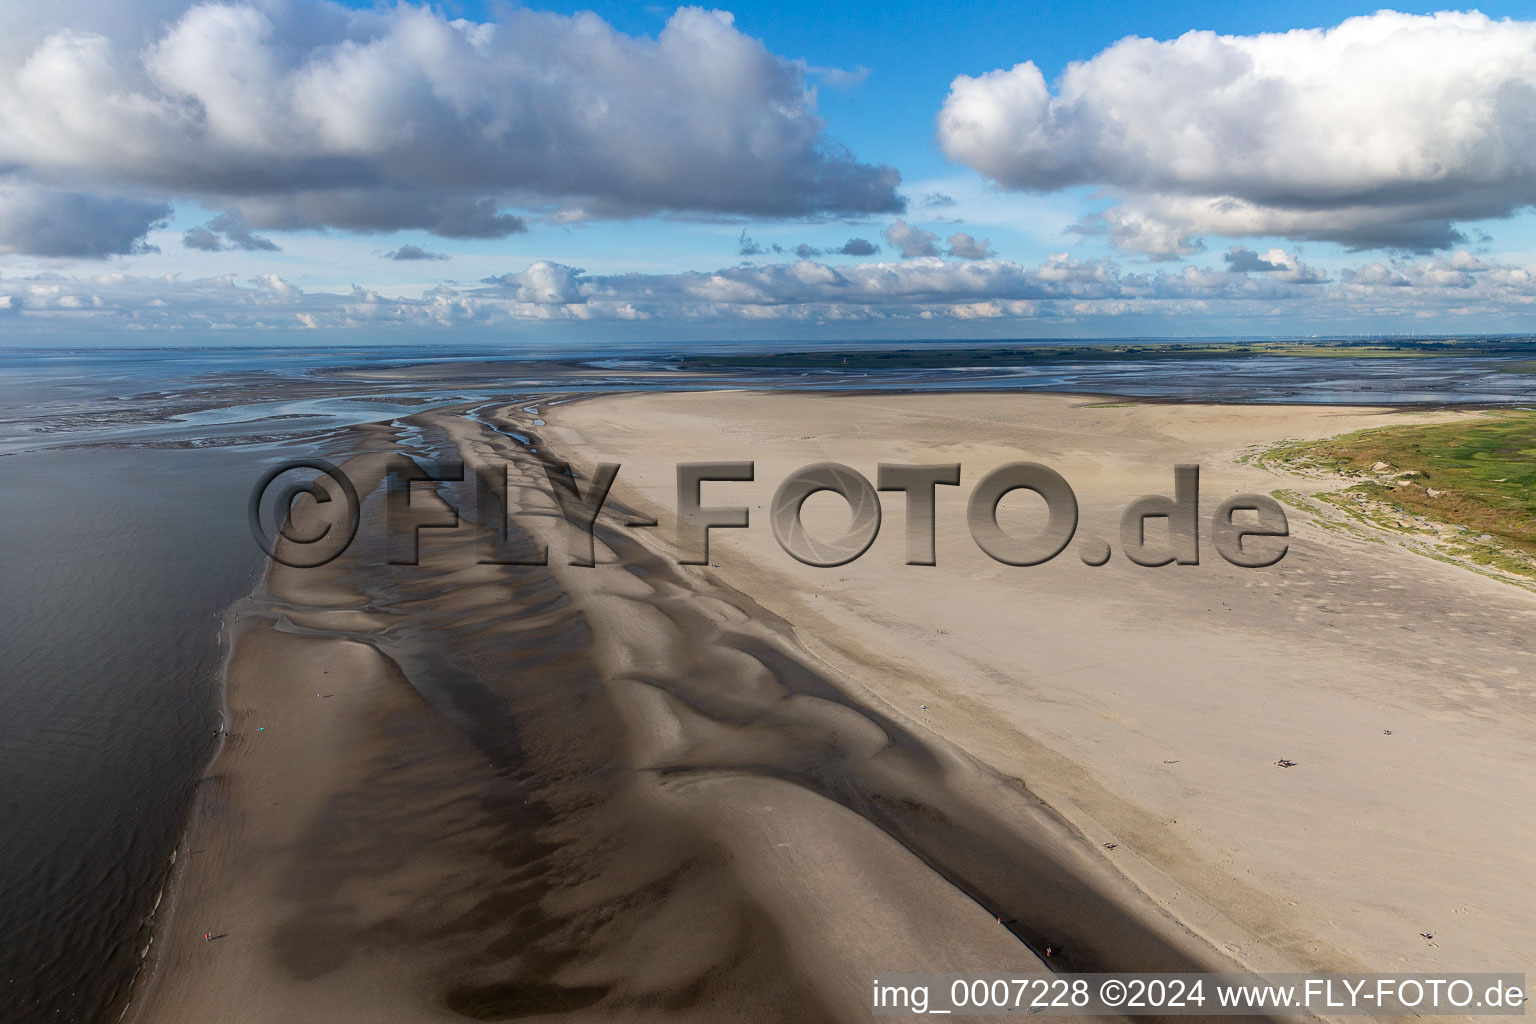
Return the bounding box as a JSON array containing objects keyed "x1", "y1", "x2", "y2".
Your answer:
[{"x1": 2, "y1": 0, "x2": 1536, "y2": 342}]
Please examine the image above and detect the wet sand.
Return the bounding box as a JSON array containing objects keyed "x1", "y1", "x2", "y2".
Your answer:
[{"x1": 128, "y1": 391, "x2": 1536, "y2": 1022}]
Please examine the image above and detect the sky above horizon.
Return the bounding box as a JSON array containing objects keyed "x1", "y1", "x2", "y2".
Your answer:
[{"x1": 3, "y1": 0, "x2": 1536, "y2": 344}]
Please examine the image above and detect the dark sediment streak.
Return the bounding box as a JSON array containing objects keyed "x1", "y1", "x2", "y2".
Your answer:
[
  {"x1": 467, "y1": 402, "x2": 1222, "y2": 978},
  {"x1": 257, "y1": 415, "x2": 835, "y2": 1021}
]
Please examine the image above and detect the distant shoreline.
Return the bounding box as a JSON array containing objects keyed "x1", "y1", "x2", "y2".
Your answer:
[{"x1": 669, "y1": 336, "x2": 1536, "y2": 371}]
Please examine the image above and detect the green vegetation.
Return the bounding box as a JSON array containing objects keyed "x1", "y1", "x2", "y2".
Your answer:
[
  {"x1": 1271, "y1": 489, "x2": 1382, "y2": 540},
  {"x1": 1263, "y1": 410, "x2": 1536, "y2": 580}
]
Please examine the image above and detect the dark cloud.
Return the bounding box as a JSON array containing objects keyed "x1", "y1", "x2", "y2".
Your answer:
[
  {"x1": 737, "y1": 230, "x2": 766, "y2": 256},
  {"x1": 181, "y1": 213, "x2": 279, "y2": 252},
  {"x1": 1220, "y1": 246, "x2": 1326, "y2": 283},
  {"x1": 921, "y1": 192, "x2": 958, "y2": 209},
  {"x1": 1223, "y1": 247, "x2": 1282, "y2": 273},
  {"x1": 227, "y1": 192, "x2": 527, "y2": 240},
  {"x1": 742, "y1": 233, "x2": 881, "y2": 259},
  {"x1": 736, "y1": 231, "x2": 791, "y2": 257},
  {"x1": 0, "y1": 185, "x2": 167, "y2": 257},
  {"x1": 946, "y1": 232, "x2": 995, "y2": 260},
  {"x1": 883, "y1": 220, "x2": 940, "y2": 258},
  {"x1": 384, "y1": 244, "x2": 450, "y2": 262},
  {"x1": 180, "y1": 227, "x2": 222, "y2": 252}
]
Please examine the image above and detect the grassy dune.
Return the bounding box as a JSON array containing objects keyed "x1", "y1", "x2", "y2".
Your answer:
[{"x1": 1264, "y1": 410, "x2": 1536, "y2": 579}]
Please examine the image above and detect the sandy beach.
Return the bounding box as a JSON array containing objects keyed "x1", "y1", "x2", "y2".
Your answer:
[
  {"x1": 127, "y1": 391, "x2": 1536, "y2": 1022},
  {"x1": 545, "y1": 392, "x2": 1536, "y2": 974}
]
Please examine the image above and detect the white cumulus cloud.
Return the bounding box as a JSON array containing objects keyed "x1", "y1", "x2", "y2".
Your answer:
[
  {"x1": 939, "y1": 10, "x2": 1536, "y2": 254},
  {"x1": 0, "y1": 1, "x2": 900, "y2": 255},
  {"x1": 9, "y1": 248, "x2": 1533, "y2": 333}
]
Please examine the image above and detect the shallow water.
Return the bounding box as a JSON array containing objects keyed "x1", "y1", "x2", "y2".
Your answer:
[{"x1": 0, "y1": 449, "x2": 264, "y2": 1022}]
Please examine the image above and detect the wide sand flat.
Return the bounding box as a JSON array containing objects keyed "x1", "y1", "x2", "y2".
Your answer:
[
  {"x1": 546, "y1": 391, "x2": 1536, "y2": 978},
  {"x1": 130, "y1": 391, "x2": 1535, "y2": 1024}
]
